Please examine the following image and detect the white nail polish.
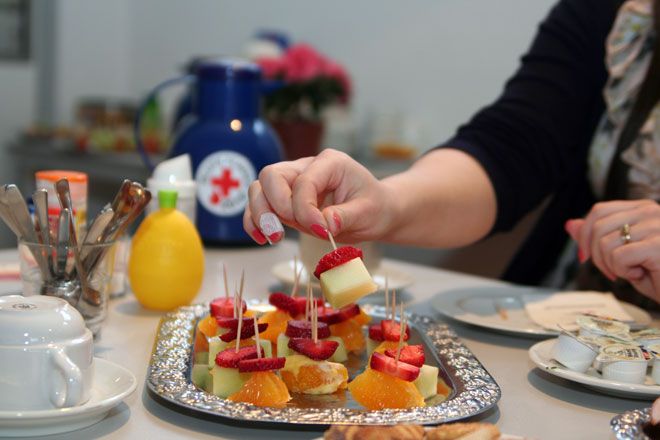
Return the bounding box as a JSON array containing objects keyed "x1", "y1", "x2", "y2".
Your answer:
[{"x1": 259, "y1": 213, "x2": 284, "y2": 241}]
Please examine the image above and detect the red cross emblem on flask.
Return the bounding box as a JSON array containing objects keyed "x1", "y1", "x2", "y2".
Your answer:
[{"x1": 210, "y1": 168, "x2": 240, "y2": 205}]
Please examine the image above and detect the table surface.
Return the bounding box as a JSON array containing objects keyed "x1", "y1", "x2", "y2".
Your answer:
[{"x1": 0, "y1": 240, "x2": 652, "y2": 440}]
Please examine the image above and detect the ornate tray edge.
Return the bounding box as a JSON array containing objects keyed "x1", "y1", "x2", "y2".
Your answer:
[
  {"x1": 611, "y1": 409, "x2": 650, "y2": 440},
  {"x1": 146, "y1": 303, "x2": 501, "y2": 426}
]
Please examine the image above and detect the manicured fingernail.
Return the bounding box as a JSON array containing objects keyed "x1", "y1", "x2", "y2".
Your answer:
[
  {"x1": 578, "y1": 248, "x2": 586, "y2": 263},
  {"x1": 252, "y1": 229, "x2": 267, "y2": 245},
  {"x1": 268, "y1": 231, "x2": 283, "y2": 243},
  {"x1": 310, "y1": 223, "x2": 329, "y2": 239},
  {"x1": 259, "y1": 213, "x2": 284, "y2": 245},
  {"x1": 332, "y1": 213, "x2": 342, "y2": 231}
]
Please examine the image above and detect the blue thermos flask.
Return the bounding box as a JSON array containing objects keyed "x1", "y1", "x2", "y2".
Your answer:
[{"x1": 135, "y1": 58, "x2": 284, "y2": 245}]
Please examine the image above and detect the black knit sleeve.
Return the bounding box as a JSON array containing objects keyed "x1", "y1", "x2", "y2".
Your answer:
[{"x1": 440, "y1": 0, "x2": 623, "y2": 232}]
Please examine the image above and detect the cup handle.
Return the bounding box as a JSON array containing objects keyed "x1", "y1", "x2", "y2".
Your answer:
[{"x1": 49, "y1": 347, "x2": 83, "y2": 408}]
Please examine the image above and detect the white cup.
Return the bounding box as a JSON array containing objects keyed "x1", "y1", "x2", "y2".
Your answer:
[
  {"x1": 552, "y1": 332, "x2": 598, "y2": 373},
  {"x1": 0, "y1": 295, "x2": 94, "y2": 410}
]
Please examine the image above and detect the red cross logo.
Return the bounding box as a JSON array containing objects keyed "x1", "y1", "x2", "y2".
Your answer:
[{"x1": 210, "y1": 168, "x2": 240, "y2": 205}]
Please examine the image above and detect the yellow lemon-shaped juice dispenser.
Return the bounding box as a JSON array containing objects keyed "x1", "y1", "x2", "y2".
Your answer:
[{"x1": 129, "y1": 190, "x2": 204, "y2": 310}]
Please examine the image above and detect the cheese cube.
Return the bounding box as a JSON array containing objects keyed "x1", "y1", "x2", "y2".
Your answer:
[{"x1": 320, "y1": 258, "x2": 378, "y2": 308}]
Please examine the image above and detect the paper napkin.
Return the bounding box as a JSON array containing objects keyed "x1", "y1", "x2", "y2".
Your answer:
[{"x1": 523, "y1": 291, "x2": 634, "y2": 331}]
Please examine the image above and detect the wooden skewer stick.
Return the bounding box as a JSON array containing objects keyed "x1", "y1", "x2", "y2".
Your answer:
[
  {"x1": 291, "y1": 264, "x2": 303, "y2": 297},
  {"x1": 385, "y1": 275, "x2": 389, "y2": 316},
  {"x1": 239, "y1": 269, "x2": 245, "y2": 299},
  {"x1": 312, "y1": 303, "x2": 318, "y2": 343},
  {"x1": 391, "y1": 289, "x2": 396, "y2": 321},
  {"x1": 235, "y1": 287, "x2": 244, "y2": 353},
  {"x1": 306, "y1": 278, "x2": 312, "y2": 320},
  {"x1": 395, "y1": 303, "x2": 406, "y2": 364},
  {"x1": 223, "y1": 263, "x2": 229, "y2": 299},
  {"x1": 253, "y1": 317, "x2": 261, "y2": 359},
  {"x1": 327, "y1": 230, "x2": 337, "y2": 250},
  {"x1": 233, "y1": 280, "x2": 239, "y2": 318}
]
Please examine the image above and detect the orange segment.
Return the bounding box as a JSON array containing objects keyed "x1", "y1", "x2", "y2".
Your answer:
[
  {"x1": 281, "y1": 359, "x2": 348, "y2": 395},
  {"x1": 194, "y1": 327, "x2": 209, "y2": 353},
  {"x1": 330, "y1": 319, "x2": 365, "y2": 354},
  {"x1": 258, "y1": 309, "x2": 291, "y2": 343},
  {"x1": 437, "y1": 376, "x2": 452, "y2": 398},
  {"x1": 198, "y1": 315, "x2": 219, "y2": 338},
  {"x1": 353, "y1": 308, "x2": 371, "y2": 326},
  {"x1": 348, "y1": 368, "x2": 425, "y2": 410},
  {"x1": 228, "y1": 371, "x2": 291, "y2": 407},
  {"x1": 373, "y1": 340, "x2": 400, "y2": 354}
]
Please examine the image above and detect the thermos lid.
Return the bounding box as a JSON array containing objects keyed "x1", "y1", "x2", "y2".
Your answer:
[{"x1": 195, "y1": 58, "x2": 261, "y2": 81}]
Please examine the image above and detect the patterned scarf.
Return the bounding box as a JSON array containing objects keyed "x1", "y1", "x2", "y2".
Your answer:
[{"x1": 589, "y1": 0, "x2": 660, "y2": 200}]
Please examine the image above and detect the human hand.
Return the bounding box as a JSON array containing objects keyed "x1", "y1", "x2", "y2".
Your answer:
[
  {"x1": 565, "y1": 199, "x2": 660, "y2": 302},
  {"x1": 243, "y1": 149, "x2": 396, "y2": 245}
]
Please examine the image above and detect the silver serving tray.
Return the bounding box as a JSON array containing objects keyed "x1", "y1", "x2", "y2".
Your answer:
[
  {"x1": 611, "y1": 409, "x2": 652, "y2": 440},
  {"x1": 146, "y1": 304, "x2": 501, "y2": 426}
]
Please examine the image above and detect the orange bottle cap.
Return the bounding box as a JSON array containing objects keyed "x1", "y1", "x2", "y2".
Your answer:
[{"x1": 35, "y1": 170, "x2": 88, "y2": 183}]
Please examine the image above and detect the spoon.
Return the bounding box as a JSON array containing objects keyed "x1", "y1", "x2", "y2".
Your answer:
[
  {"x1": 33, "y1": 189, "x2": 54, "y2": 278},
  {"x1": 55, "y1": 179, "x2": 99, "y2": 307},
  {"x1": 56, "y1": 208, "x2": 70, "y2": 277}
]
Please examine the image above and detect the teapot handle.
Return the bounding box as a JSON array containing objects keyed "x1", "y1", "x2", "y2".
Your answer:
[
  {"x1": 49, "y1": 347, "x2": 83, "y2": 408},
  {"x1": 133, "y1": 74, "x2": 195, "y2": 171}
]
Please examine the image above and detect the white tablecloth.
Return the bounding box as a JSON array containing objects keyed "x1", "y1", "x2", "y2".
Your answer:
[{"x1": 0, "y1": 240, "x2": 651, "y2": 439}]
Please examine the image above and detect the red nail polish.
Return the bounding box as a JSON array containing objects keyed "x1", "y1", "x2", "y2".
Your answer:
[
  {"x1": 332, "y1": 213, "x2": 341, "y2": 231},
  {"x1": 310, "y1": 223, "x2": 329, "y2": 239},
  {"x1": 268, "y1": 231, "x2": 283, "y2": 243},
  {"x1": 578, "y1": 248, "x2": 586, "y2": 263},
  {"x1": 252, "y1": 229, "x2": 267, "y2": 245}
]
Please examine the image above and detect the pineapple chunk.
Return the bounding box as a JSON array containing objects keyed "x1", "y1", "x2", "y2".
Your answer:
[
  {"x1": 413, "y1": 364, "x2": 439, "y2": 400},
  {"x1": 320, "y1": 258, "x2": 378, "y2": 308}
]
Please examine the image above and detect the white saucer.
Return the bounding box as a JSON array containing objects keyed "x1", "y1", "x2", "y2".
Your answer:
[
  {"x1": 272, "y1": 259, "x2": 414, "y2": 292},
  {"x1": 0, "y1": 358, "x2": 137, "y2": 437},
  {"x1": 432, "y1": 286, "x2": 651, "y2": 339},
  {"x1": 529, "y1": 339, "x2": 660, "y2": 400}
]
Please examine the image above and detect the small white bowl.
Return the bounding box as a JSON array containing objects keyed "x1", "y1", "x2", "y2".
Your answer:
[
  {"x1": 552, "y1": 332, "x2": 598, "y2": 373},
  {"x1": 597, "y1": 344, "x2": 648, "y2": 384}
]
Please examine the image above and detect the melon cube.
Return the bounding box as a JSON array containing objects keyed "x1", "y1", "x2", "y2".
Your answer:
[
  {"x1": 327, "y1": 336, "x2": 348, "y2": 363},
  {"x1": 277, "y1": 333, "x2": 293, "y2": 357},
  {"x1": 413, "y1": 364, "x2": 439, "y2": 400},
  {"x1": 191, "y1": 363, "x2": 210, "y2": 390},
  {"x1": 209, "y1": 366, "x2": 250, "y2": 398},
  {"x1": 320, "y1": 258, "x2": 378, "y2": 308}
]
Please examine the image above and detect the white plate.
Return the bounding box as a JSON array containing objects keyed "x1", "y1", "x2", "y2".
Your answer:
[
  {"x1": 271, "y1": 259, "x2": 414, "y2": 292},
  {"x1": 0, "y1": 358, "x2": 137, "y2": 437},
  {"x1": 529, "y1": 339, "x2": 660, "y2": 400},
  {"x1": 432, "y1": 286, "x2": 651, "y2": 338}
]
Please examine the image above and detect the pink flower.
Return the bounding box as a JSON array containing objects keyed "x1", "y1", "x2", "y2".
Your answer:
[
  {"x1": 256, "y1": 56, "x2": 285, "y2": 79},
  {"x1": 282, "y1": 43, "x2": 325, "y2": 82}
]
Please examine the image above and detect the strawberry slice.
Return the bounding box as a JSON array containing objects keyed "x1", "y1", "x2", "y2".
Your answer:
[
  {"x1": 368, "y1": 323, "x2": 384, "y2": 341},
  {"x1": 384, "y1": 344, "x2": 425, "y2": 367},
  {"x1": 313, "y1": 246, "x2": 363, "y2": 279},
  {"x1": 370, "y1": 352, "x2": 420, "y2": 381},
  {"x1": 219, "y1": 322, "x2": 269, "y2": 342},
  {"x1": 210, "y1": 297, "x2": 247, "y2": 318},
  {"x1": 317, "y1": 303, "x2": 361, "y2": 325},
  {"x1": 381, "y1": 319, "x2": 410, "y2": 342},
  {"x1": 288, "y1": 338, "x2": 339, "y2": 361},
  {"x1": 290, "y1": 297, "x2": 324, "y2": 317},
  {"x1": 238, "y1": 356, "x2": 286, "y2": 373},
  {"x1": 269, "y1": 292, "x2": 298, "y2": 316},
  {"x1": 215, "y1": 316, "x2": 254, "y2": 330},
  {"x1": 215, "y1": 345, "x2": 264, "y2": 368},
  {"x1": 285, "y1": 320, "x2": 330, "y2": 339}
]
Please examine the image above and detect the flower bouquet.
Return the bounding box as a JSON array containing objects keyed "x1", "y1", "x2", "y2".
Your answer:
[{"x1": 256, "y1": 43, "x2": 351, "y2": 159}]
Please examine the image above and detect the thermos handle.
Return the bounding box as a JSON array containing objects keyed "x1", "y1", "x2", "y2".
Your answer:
[{"x1": 134, "y1": 74, "x2": 195, "y2": 171}]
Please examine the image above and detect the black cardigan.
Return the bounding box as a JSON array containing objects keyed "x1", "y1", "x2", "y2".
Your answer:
[{"x1": 440, "y1": 0, "x2": 625, "y2": 285}]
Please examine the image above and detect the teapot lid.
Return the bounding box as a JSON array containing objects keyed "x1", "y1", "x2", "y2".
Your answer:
[
  {"x1": 0, "y1": 295, "x2": 89, "y2": 346},
  {"x1": 195, "y1": 58, "x2": 261, "y2": 81}
]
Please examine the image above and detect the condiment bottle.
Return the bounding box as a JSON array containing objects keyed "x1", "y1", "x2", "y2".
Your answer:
[
  {"x1": 128, "y1": 190, "x2": 204, "y2": 311},
  {"x1": 35, "y1": 170, "x2": 88, "y2": 237}
]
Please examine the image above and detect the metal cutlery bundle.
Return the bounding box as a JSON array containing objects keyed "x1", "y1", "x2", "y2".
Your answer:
[{"x1": 0, "y1": 179, "x2": 150, "y2": 314}]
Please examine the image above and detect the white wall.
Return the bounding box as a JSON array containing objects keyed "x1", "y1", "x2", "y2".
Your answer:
[{"x1": 127, "y1": 0, "x2": 557, "y2": 149}]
